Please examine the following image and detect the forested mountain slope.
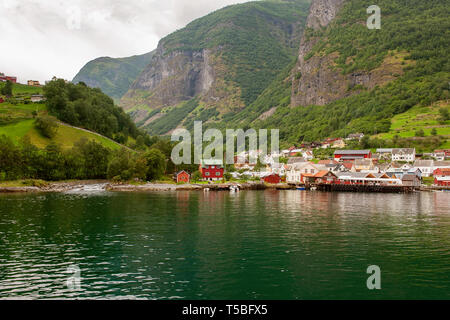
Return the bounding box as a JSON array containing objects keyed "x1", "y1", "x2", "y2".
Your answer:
[
  {"x1": 216, "y1": 0, "x2": 449, "y2": 147},
  {"x1": 73, "y1": 51, "x2": 154, "y2": 101},
  {"x1": 120, "y1": 0, "x2": 311, "y2": 134}
]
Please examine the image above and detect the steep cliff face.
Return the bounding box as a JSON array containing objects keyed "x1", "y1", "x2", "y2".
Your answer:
[
  {"x1": 120, "y1": 0, "x2": 311, "y2": 134},
  {"x1": 305, "y1": 0, "x2": 346, "y2": 29},
  {"x1": 121, "y1": 47, "x2": 226, "y2": 124},
  {"x1": 291, "y1": 0, "x2": 404, "y2": 107},
  {"x1": 291, "y1": 0, "x2": 346, "y2": 106}
]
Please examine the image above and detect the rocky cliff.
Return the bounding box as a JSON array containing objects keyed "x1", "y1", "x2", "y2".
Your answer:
[
  {"x1": 291, "y1": 0, "x2": 404, "y2": 107},
  {"x1": 119, "y1": 0, "x2": 311, "y2": 133}
]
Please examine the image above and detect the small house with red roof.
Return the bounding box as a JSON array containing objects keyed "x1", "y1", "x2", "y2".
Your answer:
[
  {"x1": 433, "y1": 168, "x2": 450, "y2": 186},
  {"x1": 174, "y1": 171, "x2": 190, "y2": 184},
  {"x1": 262, "y1": 173, "x2": 281, "y2": 184}
]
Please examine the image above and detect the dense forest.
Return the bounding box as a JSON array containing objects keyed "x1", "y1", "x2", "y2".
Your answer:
[
  {"x1": 0, "y1": 134, "x2": 169, "y2": 182},
  {"x1": 44, "y1": 79, "x2": 140, "y2": 143}
]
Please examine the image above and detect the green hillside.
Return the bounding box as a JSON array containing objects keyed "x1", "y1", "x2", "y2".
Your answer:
[
  {"x1": 376, "y1": 101, "x2": 450, "y2": 148},
  {"x1": 0, "y1": 83, "x2": 124, "y2": 150},
  {"x1": 161, "y1": 0, "x2": 310, "y2": 106},
  {"x1": 121, "y1": 0, "x2": 311, "y2": 134},
  {"x1": 212, "y1": 0, "x2": 449, "y2": 150},
  {"x1": 73, "y1": 51, "x2": 154, "y2": 101},
  {"x1": 0, "y1": 83, "x2": 174, "y2": 183}
]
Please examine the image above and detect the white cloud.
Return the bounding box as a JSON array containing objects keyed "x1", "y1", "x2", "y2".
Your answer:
[{"x1": 0, "y1": 0, "x2": 250, "y2": 83}]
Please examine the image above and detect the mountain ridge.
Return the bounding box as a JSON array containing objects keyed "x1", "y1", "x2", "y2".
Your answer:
[{"x1": 72, "y1": 51, "x2": 155, "y2": 101}]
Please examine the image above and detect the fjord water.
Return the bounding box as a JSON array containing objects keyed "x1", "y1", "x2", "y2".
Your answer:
[{"x1": 0, "y1": 190, "x2": 449, "y2": 300}]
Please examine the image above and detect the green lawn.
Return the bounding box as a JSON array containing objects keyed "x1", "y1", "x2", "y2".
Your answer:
[
  {"x1": 0, "y1": 119, "x2": 121, "y2": 150},
  {"x1": 12, "y1": 83, "x2": 43, "y2": 95},
  {"x1": 0, "y1": 119, "x2": 35, "y2": 141},
  {"x1": 377, "y1": 102, "x2": 450, "y2": 147}
]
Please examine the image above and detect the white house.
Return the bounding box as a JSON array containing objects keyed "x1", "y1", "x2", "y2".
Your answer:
[
  {"x1": 392, "y1": 148, "x2": 416, "y2": 162},
  {"x1": 286, "y1": 163, "x2": 327, "y2": 184},
  {"x1": 413, "y1": 160, "x2": 434, "y2": 177}
]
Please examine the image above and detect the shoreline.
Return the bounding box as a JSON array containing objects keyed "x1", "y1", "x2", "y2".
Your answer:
[
  {"x1": 0, "y1": 180, "x2": 449, "y2": 194},
  {"x1": 0, "y1": 180, "x2": 271, "y2": 194}
]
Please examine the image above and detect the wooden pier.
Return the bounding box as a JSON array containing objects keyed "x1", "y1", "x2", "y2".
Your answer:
[{"x1": 314, "y1": 184, "x2": 416, "y2": 193}]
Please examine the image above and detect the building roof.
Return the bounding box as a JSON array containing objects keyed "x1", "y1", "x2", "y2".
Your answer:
[
  {"x1": 392, "y1": 148, "x2": 415, "y2": 155},
  {"x1": 376, "y1": 148, "x2": 393, "y2": 153},
  {"x1": 434, "y1": 168, "x2": 450, "y2": 175},
  {"x1": 434, "y1": 161, "x2": 450, "y2": 168},
  {"x1": 342, "y1": 162, "x2": 354, "y2": 170},
  {"x1": 336, "y1": 172, "x2": 369, "y2": 179},
  {"x1": 314, "y1": 170, "x2": 334, "y2": 178},
  {"x1": 354, "y1": 159, "x2": 374, "y2": 166},
  {"x1": 335, "y1": 150, "x2": 371, "y2": 155},
  {"x1": 287, "y1": 157, "x2": 306, "y2": 164},
  {"x1": 318, "y1": 160, "x2": 338, "y2": 165},
  {"x1": 414, "y1": 160, "x2": 434, "y2": 167},
  {"x1": 201, "y1": 159, "x2": 223, "y2": 167},
  {"x1": 402, "y1": 174, "x2": 418, "y2": 181}
]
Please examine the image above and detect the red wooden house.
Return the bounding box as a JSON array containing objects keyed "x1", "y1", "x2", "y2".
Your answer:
[
  {"x1": 175, "y1": 171, "x2": 190, "y2": 184},
  {"x1": 433, "y1": 168, "x2": 450, "y2": 186},
  {"x1": 433, "y1": 168, "x2": 450, "y2": 177},
  {"x1": 313, "y1": 171, "x2": 338, "y2": 184},
  {"x1": 0, "y1": 97, "x2": 4, "y2": 103},
  {"x1": 434, "y1": 177, "x2": 450, "y2": 186},
  {"x1": 0, "y1": 76, "x2": 17, "y2": 83},
  {"x1": 262, "y1": 174, "x2": 281, "y2": 184},
  {"x1": 199, "y1": 159, "x2": 224, "y2": 181}
]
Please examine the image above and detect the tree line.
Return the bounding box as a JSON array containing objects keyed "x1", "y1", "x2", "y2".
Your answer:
[{"x1": 0, "y1": 135, "x2": 167, "y2": 182}]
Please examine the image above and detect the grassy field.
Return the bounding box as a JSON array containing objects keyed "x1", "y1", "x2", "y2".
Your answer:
[
  {"x1": 12, "y1": 83, "x2": 43, "y2": 95},
  {"x1": 0, "y1": 119, "x2": 122, "y2": 150},
  {"x1": 377, "y1": 101, "x2": 450, "y2": 147},
  {"x1": 0, "y1": 98, "x2": 123, "y2": 150}
]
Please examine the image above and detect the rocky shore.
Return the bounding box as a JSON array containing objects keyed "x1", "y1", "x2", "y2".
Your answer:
[{"x1": 0, "y1": 180, "x2": 273, "y2": 194}]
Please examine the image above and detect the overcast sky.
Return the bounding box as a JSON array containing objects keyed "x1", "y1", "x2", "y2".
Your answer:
[{"x1": 1, "y1": 0, "x2": 251, "y2": 83}]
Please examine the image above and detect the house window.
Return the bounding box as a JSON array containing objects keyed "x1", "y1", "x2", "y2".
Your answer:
[
  {"x1": 205, "y1": 172, "x2": 210, "y2": 176},
  {"x1": 216, "y1": 172, "x2": 221, "y2": 176}
]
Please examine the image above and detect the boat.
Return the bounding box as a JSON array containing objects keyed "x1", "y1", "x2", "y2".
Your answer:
[
  {"x1": 229, "y1": 185, "x2": 240, "y2": 192},
  {"x1": 296, "y1": 187, "x2": 306, "y2": 191}
]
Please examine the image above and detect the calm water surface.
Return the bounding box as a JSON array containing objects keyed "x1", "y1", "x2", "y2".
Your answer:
[{"x1": 0, "y1": 190, "x2": 449, "y2": 299}]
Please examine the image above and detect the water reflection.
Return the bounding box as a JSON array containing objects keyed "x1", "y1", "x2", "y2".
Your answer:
[{"x1": 0, "y1": 190, "x2": 449, "y2": 299}]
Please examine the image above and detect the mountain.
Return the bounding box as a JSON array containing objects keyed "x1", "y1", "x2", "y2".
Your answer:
[
  {"x1": 120, "y1": 0, "x2": 312, "y2": 134},
  {"x1": 216, "y1": 0, "x2": 449, "y2": 149},
  {"x1": 72, "y1": 51, "x2": 155, "y2": 101}
]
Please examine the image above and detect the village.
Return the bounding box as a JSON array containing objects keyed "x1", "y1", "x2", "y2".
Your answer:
[
  {"x1": 2, "y1": 72, "x2": 449, "y2": 192},
  {"x1": 0, "y1": 72, "x2": 46, "y2": 104},
  {"x1": 174, "y1": 134, "x2": 450, "y2": 193}
]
